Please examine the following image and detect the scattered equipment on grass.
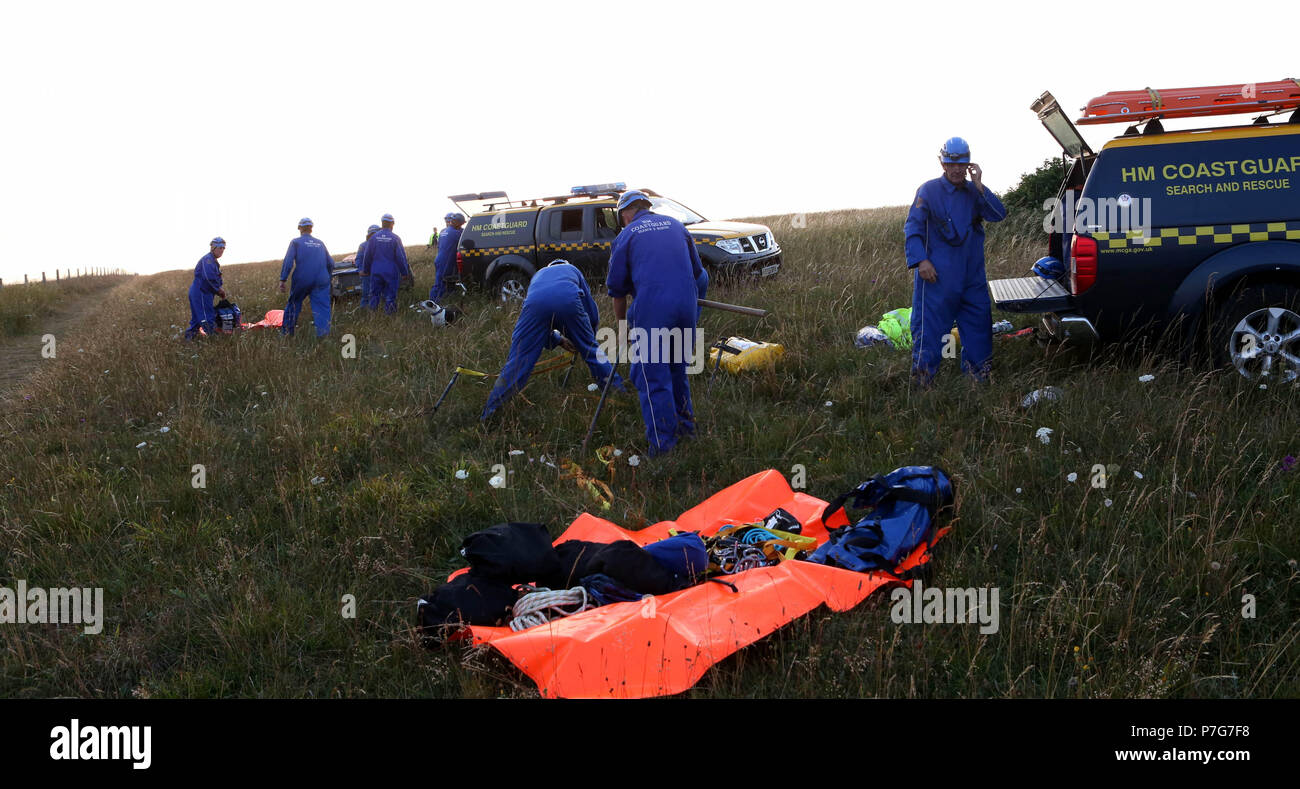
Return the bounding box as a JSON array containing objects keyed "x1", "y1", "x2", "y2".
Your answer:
[
  {"x1": 697, "y1": 298, "x2": 768, "y2": 318},
  {"x1": 243, "y1": 309, "x2": 284, "y2": 330},
  {"x1": 432, "y1": 352, "x2": 576, "y2": 424},
  {"x1": 808, "y1": 466, "x2": 953, "y2": 577},
  {"x1": 430, "y1": 366, "x2": 491, "y2": 420},
  {"x1": 214, "y1": 299, "x2": 242, "y2": 334},
  {"x1": 418, "y1": 468, "x2": 954, "y2": 698},
  {"x1": 706, "y1": 336, "x2": 784, "y2": 374},
  {"x1": 855, "y1": 307, "x2": 913, "y2": 350},
  {"x1": 699, "y1": 299, "x2": 774, "y2": 390},
  {"x1": 582, "y1": 358, "x2": 621, "y2": 453}
]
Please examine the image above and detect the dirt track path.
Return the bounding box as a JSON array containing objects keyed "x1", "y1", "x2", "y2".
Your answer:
[{"x1": 0, "y1": 292, "x2": 112, "y2": 404}]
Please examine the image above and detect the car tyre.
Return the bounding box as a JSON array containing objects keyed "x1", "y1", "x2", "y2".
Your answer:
[
  {"x1": 1212, "y1": 283, "x2": 1300, "y2": 383},
  {"x1": 494, "y1": 269, "x2": 529, "y2": 303}
]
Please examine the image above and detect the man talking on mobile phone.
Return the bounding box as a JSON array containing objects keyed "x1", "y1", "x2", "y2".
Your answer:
[{"x1": 903, "y1": 136, "x2": 1007, "y2": 386}]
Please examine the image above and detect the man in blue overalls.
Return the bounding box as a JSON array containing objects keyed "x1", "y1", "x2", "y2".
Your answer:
[
  {"x1": 480, "y1": 259, "x2": 623, "y2": 421},
  {"x1": 357, "y1": 224, "x2": 379, "y2": 307},
  {"x1": 607, "y1": 190, "x2": 705, "y2": 456},
  {"x1": 904, "y1": 137, "x2": 1007, "y2": 385},
  {"x1": 360, "y1": 212, "x2": 410, "y2": 313},
  {"x1": 185, "y1": 237, "x2": 228, "y2": 340},
  {"x1": 429, "y1": 212, "x2": 464, "y2": 303},
  {"x1": 279, "y1": 217, "x2": 334, "y2": 337}
]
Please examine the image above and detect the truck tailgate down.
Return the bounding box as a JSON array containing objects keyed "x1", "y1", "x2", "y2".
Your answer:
[{"x1": 989, "y1": 277, "x2": 1074, "y2": 313}]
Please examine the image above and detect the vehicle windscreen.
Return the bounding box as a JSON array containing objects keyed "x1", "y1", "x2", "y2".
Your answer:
[{"x1": 650, "y1": 197, "x2": 707, "y2": 225}]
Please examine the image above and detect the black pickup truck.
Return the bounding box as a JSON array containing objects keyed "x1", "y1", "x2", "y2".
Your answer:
[
  {"x1": 988, "y1": 89, "x2": 1300, "y2": 382},
  {"x1": 449, "y1": 185, "x2": 783, "y2": 302}
]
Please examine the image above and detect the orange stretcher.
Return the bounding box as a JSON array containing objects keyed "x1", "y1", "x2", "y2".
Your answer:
[
  {"x1": 1077, "y1": 79, "x2": 1300, "y2": 125},
  {"x1": 243, "y1": 309, "x2": 283, "y2": 330},
  {"x1": 453, "y1": 469, "x2": 949, "y2": 698}
]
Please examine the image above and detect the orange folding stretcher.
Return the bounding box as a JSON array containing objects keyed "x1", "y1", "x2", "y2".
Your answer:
[
  {"x1": 1077, "y1": 79, "x2": 1300, "y2": 125},
  {"x1": 453, "y1": 469, "x2": 948, "y2": 698}
]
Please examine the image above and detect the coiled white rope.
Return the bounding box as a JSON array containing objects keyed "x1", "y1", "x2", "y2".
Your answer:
[{"x1": 509, "y1": 586, "x2": 593, "y2": 632}]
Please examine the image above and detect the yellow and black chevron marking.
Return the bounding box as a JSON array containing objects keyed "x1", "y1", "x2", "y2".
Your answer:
[
  {"x1": 464, "y1": 238, "x2": 719, "y2": 257},
  {"x1": 460, "y1": 245, "x2": 534, "y2": 258},
  {"x1": 540, "y1": 242, "x2": 613, "y2": 253},
  {"x1": 1093, "y1": 220, "x2": 1300, "y2": 249}
]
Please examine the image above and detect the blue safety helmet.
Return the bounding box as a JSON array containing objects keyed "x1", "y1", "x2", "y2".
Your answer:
[
  {"x1": 616, "y1": 190, "x2": 652, "y2": 212},
  {"x1": 548, "y1": 258, "x2": 570, "y2": 267},
  {"x1": 381, "y1": 213, "x2": 395, "y2": 223},
  {"x1": 367, "y1": 224, "x2": 380, "y2": 235},
  {"x1": 940, "y1": 137, "x2": 971, "y2": 163},
  {"x1": 210, "y1": 236, "x2": 226, "y2": 248},
  {"x1": 444, "y1": 212, "x2": 464, "y2": 222},
  {"x1": 298, "y1": 217, "x2": 313, "y2": 228},
  {"x1": 1032, "y1": 256, "x2": 1065, "y2": 280}
]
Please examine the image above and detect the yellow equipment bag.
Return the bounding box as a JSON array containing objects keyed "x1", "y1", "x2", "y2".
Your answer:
[{"x1": 707, "y1": 336, "x2": 784, "y2": 373}]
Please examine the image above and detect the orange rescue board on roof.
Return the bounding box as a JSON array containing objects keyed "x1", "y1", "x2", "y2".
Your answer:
[
  {"x1": 1077, "y1": 79, "x2": 1300, "y2": 125},
  {"x1": 452, "y1": 469, "x2": 949, "y2": 699}
]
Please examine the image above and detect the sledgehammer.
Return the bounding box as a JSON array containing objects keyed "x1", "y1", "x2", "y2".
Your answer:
[{"x1": 698, "y1": 298, "x2": 768, "y2": 318}]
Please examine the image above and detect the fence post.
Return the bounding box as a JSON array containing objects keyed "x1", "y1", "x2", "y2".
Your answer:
[
  {"x1": 42, "y1": 272, "x2": 47, "y2": 283},
  {"x1": 24, "y1": 274, "x2": 29, "y2": 284}
]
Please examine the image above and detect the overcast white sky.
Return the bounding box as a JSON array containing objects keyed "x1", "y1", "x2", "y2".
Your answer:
[{"x1": 0, "y1": 0, "x2": 1292, "y2": 282}]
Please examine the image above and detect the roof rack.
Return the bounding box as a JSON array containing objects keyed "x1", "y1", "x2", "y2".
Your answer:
[
  {"x1": 481, "y1": 193, "x2": 613, "y2": 211},
  {"x1": 476, "y1": 186, "x2": 661, "y2": 213}
]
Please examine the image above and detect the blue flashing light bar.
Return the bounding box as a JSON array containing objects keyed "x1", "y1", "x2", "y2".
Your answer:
[{"x1": 571, "y1": 182, "x2": 627, "y2": 196}]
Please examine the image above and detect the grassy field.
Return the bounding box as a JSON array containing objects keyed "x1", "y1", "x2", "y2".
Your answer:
[
  {"x1": 0, "y1": 274, "x2": 133, "y2": 339},
  {"x1": 1, "y1": 210, "x2": 1296, "y2": 699}
]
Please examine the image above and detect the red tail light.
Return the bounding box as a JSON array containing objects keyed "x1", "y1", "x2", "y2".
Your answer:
[
  {"x1": 456, "y1": 251, "x2": 464, "y2": 276},
  {"x1": 1071, "y1": 235, "x2": 1098, "y2": 294}
]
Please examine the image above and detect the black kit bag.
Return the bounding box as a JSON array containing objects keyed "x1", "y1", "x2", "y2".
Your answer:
[
  {"x1": 552, "y1": 539, "x2": 686, "y2": 596},
  {"x1": 214, "y1": 299, "x2": 242, "y2": 333},
  {"x1": 416, "y1": 572, "x2": 519, "y2": 644},
  {"x1": 460, "y1": 522, "x2": 562, "y2": 583}
]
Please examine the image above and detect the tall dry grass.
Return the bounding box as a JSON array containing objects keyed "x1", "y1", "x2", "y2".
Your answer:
[{"x1": 0, "y1": 212, "x2": 1295, "y2": 698}]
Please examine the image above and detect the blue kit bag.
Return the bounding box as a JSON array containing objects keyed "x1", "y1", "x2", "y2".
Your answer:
[{"x1": 807, "y1": 466, "x2": 953, "y2": 576}]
